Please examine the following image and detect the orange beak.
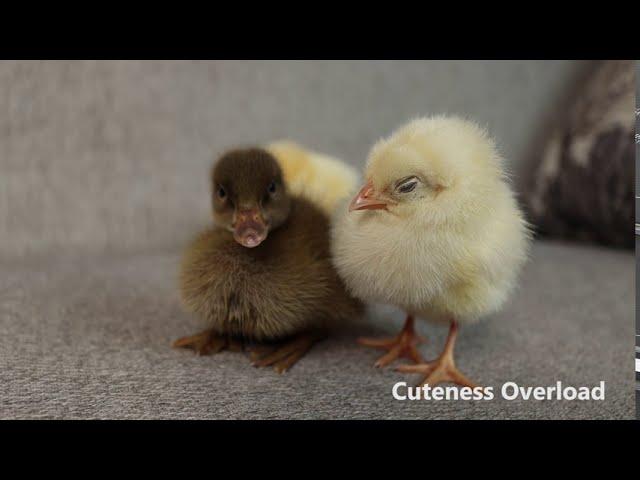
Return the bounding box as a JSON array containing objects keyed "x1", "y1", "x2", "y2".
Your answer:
[{"x1": 349, "y1": 180, "x2": 391, "y2": 212}]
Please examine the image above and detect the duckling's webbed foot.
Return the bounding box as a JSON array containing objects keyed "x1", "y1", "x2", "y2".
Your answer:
[
  {"x1": 249, "y1": 331, "x2": 325, "y2": 374},
  {"x1": 357, "y1": 314, "x2": 426, "y2": 368},
  {"x1": 172, "y1": 329, "x2": 243, "y2": 356}
]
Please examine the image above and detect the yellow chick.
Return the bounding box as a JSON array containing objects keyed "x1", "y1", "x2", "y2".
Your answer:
[
  {"x1": 331, "y1": 116, "x2": 531, "y2": 387},
  {"x1": 266, "y1": 141, "x2": 360, "y2": 216}
]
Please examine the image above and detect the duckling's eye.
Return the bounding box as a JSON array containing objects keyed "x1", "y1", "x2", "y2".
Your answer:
[
  {"x1": 395, "y1": 177, "x2": 419, "y2": 194},
  {"x1": 268, "y1": 181, "x2": 276, "y2": 194},
  {"x1": 217, "y1": 186, "x2": 226, "y2": 199}
]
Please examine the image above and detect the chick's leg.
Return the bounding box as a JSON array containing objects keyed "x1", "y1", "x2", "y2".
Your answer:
[
  {"x1": 172, "y1": 329, "x2": 242, "y2": 356},
  {"x1": 396, "y1": 320, "x2": 477, "y2": 388},
  {"x1": 358, "y1": 315, "x2": 426, "y2": 368},
  {"x1": 250, "y1": 331, "x2": 325, "y2": 374}
]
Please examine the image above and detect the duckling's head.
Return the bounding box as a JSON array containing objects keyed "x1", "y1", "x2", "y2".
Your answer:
[{"x1": 211, "y1": 148, "x2": 291, "y2": 248}]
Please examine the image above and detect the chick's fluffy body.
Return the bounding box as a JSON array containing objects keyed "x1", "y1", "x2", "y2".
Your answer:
[
  {"x1": 331, "y1": 116, "x2": 531, "y2": 324},
  {"x1": 181, "y1": 196, "x2": 362, "y2": 341}
]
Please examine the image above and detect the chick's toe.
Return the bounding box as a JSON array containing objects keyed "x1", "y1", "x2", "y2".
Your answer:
[
  {"x1": 396, "y1": 361, "x2": 478, "y2": 389},
  {"x1": 396, "y1": 322, "x2": 478, "y2": 389},
  {"x1": 357, "y1": 315, "x2": 426, "y2": 368}
]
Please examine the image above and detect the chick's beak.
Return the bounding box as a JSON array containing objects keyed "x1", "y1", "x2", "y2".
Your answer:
[
  {"x1": 233, "y1": 208, "x2": 268, "y2": 248},
  {"x1": 349, "y1": 181, "x2": 390, "y2": 212}
]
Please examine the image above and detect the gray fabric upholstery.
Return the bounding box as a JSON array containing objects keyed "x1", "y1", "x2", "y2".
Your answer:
[{"x1": 0, "y1": 241, "x2": 633, "y2": 419}]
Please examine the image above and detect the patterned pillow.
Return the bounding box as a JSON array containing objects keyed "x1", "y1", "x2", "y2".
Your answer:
[{"x1": 528, "y1": 60, "x2": 635, "y2": 249}]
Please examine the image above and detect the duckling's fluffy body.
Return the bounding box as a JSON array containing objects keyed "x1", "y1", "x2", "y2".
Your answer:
[
  {"x1": 331, "y1": 116, "x2": 531, "y2": 325},
  {"x1": 267, "y1": 141, "x2": 360, "y2": 216},
  {"x1": 181, "y1": 195, "x2": 361, "y2": 342}
]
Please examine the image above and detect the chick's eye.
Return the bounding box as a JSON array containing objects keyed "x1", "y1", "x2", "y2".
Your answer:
[
  {"x1": 217, "y1": 187, "x2": 226, "y2": 199},
  {"x1": 268, "y1": 182, "x2": 276, "y2": 194},
  {"x1": 396, "y1": 179, "x2": 418, "y2": 194}
]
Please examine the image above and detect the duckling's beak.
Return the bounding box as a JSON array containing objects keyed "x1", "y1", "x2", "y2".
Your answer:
[
  {"x1": 349, "y1": 180, "x2": 390, "y2": 212},
  {"x1": 233, "y1": 208, "x2": 268, "y2": 248}
]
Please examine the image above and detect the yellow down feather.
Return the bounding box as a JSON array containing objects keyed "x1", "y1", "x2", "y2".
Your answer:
[{"x1": 266, "y1": 141, "x2": 360, "y2": 216}]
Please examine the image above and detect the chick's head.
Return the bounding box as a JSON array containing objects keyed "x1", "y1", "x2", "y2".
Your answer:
[
  {"x1": 212, "y1": 148, "x2": 291, "y2": 248},
  {"x1": 351, "y1": 116, "x2": 505, "y2": 227}
]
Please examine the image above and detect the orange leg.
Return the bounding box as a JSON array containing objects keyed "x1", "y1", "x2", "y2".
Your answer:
[
  {"x1": 358, "y1": 315, "x2": 426, "y2": 368},
  {"x1": 396, "y1": 320, "x2": 478, "y2": 388}
]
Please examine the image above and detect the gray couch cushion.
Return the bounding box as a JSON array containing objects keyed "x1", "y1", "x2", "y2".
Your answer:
[{"x1": 0, "y1": 240, "x2": 633, "y2": 419}]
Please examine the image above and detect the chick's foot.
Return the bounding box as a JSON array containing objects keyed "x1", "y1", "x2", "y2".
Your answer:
[
  {"x1": 358, "y1": 315, "x2": 426, "y2": 368},
  {"x1": 250, "y1": 331, "x2": 325, "y2": 374},
  {"x1": 395, "y1": 321, "x2": 478, "y2": 388},
  {"x1": 172, "y1": 329, "x2": 242, "y2": 356}
]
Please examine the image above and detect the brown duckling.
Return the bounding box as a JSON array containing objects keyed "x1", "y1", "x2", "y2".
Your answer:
[{"x1": 173, "y1": 148, "x2": 362, "y2": 373}]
